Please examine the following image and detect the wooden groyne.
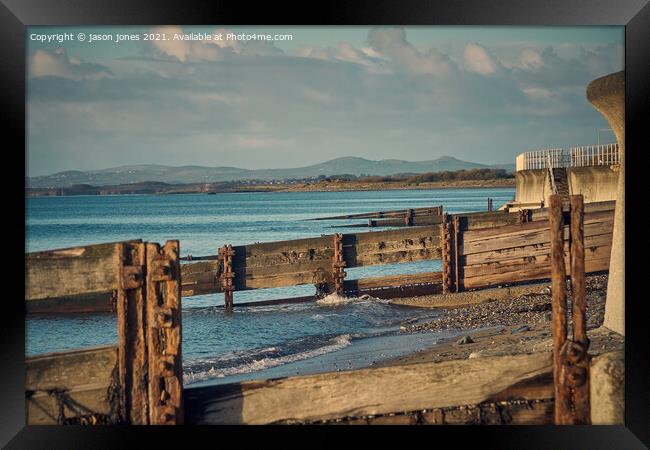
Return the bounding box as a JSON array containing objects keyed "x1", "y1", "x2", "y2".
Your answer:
[
  {"x1": 26, "y1": 241, "x2": 184, "y2": 425},
  {"x1": 26, "y1": 200, "x2": 615, "y2": 314},
  {"x1": 24, "y1": 196, "x2": 616, "y2": 425}
]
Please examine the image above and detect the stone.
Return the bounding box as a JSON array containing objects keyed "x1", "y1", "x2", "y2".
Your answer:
[
  {"x1": 590, "y1": 350, "x2": 624, "y2": 424},
  {"x1": 511, "y1": 325, "x2": 531, "y2": 334},
  {"x1": 456, "y1": 335, "x2": 474, "y2": 345}
]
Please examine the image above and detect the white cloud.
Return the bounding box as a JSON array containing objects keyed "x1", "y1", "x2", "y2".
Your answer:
[
  {"x1": 234, "y1": 135, "x2": 291, "y2": 149},
  {"x1": 463, "y1": 43, "x2": 500, "y2": 76},
  {"x1": 520, "y1": 86, "x2": 554, "y2": 99},
  {"x1": 367, "y1": 28, "x2": 454, "y2": 76},
  {"x1": 30, "y1": 48, "x2": 111, "y2": 80},
  {"x1": 27, "y1": 26, "x2": 625, "y2": 176},
  {"x1": 518, "y1": 49, "x2": 545, "y2": 71},
  {"x1": 147, "y1": 26, "x2": 283, "y2": 62}
]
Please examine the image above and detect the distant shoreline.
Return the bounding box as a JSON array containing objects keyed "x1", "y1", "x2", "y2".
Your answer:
[{"x1": 26, "y1": 178, "x2": 515, "y2": 197}]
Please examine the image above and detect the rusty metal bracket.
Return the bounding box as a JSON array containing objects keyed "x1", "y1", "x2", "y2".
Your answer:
[
  {"x1": 145, "y1": 241, "x2": 183, "y2": 425},
  {"x1": 219, "y1": 244, "x2": 235, "y2": 308},
  {"x1": 115, "y1": 240, "x2": 183, "y2": 426},
  {"x1": 121, "y1": 265, "x2": 143, "y2": 290},
  {"x1": 332, "y1": 233, "x2": 346, "y2": 295}
]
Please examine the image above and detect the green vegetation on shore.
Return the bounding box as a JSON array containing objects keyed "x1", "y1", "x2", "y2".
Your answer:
[{"x1": 26, "y1": 168, "x2": 515, "y2": 197}]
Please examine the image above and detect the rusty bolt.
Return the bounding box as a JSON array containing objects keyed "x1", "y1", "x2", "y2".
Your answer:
[
  {"x1": 156, "y1": 310, "x2": 173, "y2": 328},
  {"x1": 159, "y1": 360, "x2": 174, "y2": 373},
  {"x1": 566, "y1": 340, "x2": 588, "y2": 364},
  {"x1": 567, "y1": 366, "x2": 587, "y2": 387},
  {"x1": 154, "y1": 264, "x2": 170, "y2": 278}
]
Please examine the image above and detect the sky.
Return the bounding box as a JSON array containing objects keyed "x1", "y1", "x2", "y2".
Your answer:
[{"x1": 26, "y1": 26, "x2": 624, "y2": 176}]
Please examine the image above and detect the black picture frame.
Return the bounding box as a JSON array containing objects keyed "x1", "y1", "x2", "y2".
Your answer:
[{"x1": 2, "y1": 0, "x2": 648, "y2": 447}]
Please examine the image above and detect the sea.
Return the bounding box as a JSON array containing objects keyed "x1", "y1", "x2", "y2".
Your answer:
[{"x1": 26, "y1": 188, "x2": 514, "y2": 387}]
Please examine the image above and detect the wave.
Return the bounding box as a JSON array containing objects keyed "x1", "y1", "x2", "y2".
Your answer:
[
  {"x1": 183, "y1": 334, "x2": 353, "y2": 385},
  {"x1": 315, "y1": 293, "x2": 393, "y2": 306}
]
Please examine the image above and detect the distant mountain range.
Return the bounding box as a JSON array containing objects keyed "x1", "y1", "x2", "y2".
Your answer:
[{"x1": 27, "y1": 156, "x2": 516, "y2": 188}]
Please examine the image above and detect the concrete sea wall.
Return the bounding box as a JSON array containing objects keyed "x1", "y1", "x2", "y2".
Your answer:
[{"x1": 515, "y1": 166, "x2": 618, "y2": 206}]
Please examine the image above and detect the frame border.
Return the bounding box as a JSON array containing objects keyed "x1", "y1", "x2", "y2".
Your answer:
[{"x1": 3, "y1": 0, "x2": 649, "y2": 447}]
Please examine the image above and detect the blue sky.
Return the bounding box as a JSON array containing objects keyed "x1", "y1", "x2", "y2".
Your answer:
[{"x1": 27, "y1": 26, "x2": 624, "y2": 176}]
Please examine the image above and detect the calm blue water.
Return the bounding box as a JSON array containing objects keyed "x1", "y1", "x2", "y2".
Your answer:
[{"x1": 26, "y1": 188, "x2": 514, "y2": 385}]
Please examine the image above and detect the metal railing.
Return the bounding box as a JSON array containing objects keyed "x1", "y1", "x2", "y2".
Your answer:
[{"x1": 516, "y1": 143, "x2": 619, "y2": 171}]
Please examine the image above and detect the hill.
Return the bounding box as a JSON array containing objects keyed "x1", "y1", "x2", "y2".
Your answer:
[{"x1": 28, "y1": 156, "x2": 515, "y2": 188}]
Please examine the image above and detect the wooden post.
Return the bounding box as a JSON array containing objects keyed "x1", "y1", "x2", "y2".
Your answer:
[
  {"x1": 550, "y1": 194, "x2": 591, "y2": 425},
  {"x1": 145, "y1": 241, "x2": 183, "y2": 425},
  {"x1": 219, "y1": 245, "x2": 235, "y2": 308},
  {"x1": 441, "y1": 214, "x2": 453, "y2": 295},
  {"x1": 549, "y1": 195, "x2": 570, "y2": 424},
  {"x1": 487, "y1": 198, "x2": 493, "y2": 212},
  {"x1": 452, "y1": 216, "x2": 462, "y2": 293},
  {"x1": 569, "y1": 195, "x2": 591, "y2": 424},
  {"x1": 116, "y1": 241, "x2": 148, "y2": 425},
  {"x1": 116, "y1": 240, "x2": 183, "y2": 425},
  {"x1": 332, "y1": 233, "x2": 346, "y2": 295},
  {"x1": 405, "y1": 209, "x2": 414, "y2": 226}
]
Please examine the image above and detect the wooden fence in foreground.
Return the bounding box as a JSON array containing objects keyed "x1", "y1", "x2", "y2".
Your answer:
[
  {"x1": 26, "y1": 241, "x2": 184, "y2": 425},
  {"x1": 24, "y1": 198, "x2": 616, "y2": 424}
]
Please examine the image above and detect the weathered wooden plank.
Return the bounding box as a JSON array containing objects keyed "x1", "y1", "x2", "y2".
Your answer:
[
  {"x1": 464, "y1": 212, "x2": 521, "y2": 229},
  {"x1": 27, "y1": 385, "x2": 116, "y2": 425},
  {"x1": 183, "y1": 351, "x2": 552, "y2": 425},
  {"x1": 234, "y1": 236, "x2": 330, "y2": 262},
  {"x1": 25, "y1": 242, "x2": 130, "y2": 301},
  {"x1": 182, "y1": 227, "x2": 443, "y2": 295},
  {"x1": 463, "y1": 244, "x2": 612, "y2": 278},
  {"x1": 25, "y1": 292, "x2": 114, "y2": 314},
  {"x1": 462, "y1": 210, "x2": 613, "y2": 245},
  {"x1": 335, "y1": 215, "x2": 443, "y2": 228},
  {"x1": 181, "y1": 261, "x2": 221, "y2": 296},
  {"x1": 236, "y1": 270, "x2": 318, "y2": 290},
  {"x1": 461, "y1": 218, "x2": 613, "y2": 256},
  {"x1": 26, "y1": 345, "x2": 118, "y2": 391},
  {"x1": 353, "y1": 247, "x2": 442, "y2": 267},
  {"x1": 309, "y1": 205, "x2": 442, "y2": 221},
  {"x1": 463, "y1": 233, "x2": 612, "y2": 266},
  {"x1": 530, "y1": 200, "x2": 615, "y2": 221},
  {"x1": 462, "y1": 253, "x2": 610, "y2": 290},
  {"x1": 354, "y1": 283, "x2": 442, "y2": 299},
  {"x1": 344, "y1": 272, "x2": 442, "y2": 291},
  {"x1": 327, "y1": 399, "x2": 554, "y2": 425},
  {"x1": 339, "y1": 211, "x2": 522, "y2": 230},
  {"x1": 26, "y1": 345, "x2": 118, "y2": 425},
  {"x1": 348, "y1": 226, "x2": 440, "y2": 267}
]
